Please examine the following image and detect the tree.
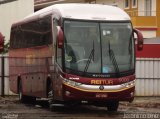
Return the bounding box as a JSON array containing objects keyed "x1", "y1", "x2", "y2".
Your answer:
[
  {"x1": 2, "y1": 40, "x2": 10, "y2": 54},
  {"x1": 0, "y1": 32, "x2": 4, "y2": 53}
]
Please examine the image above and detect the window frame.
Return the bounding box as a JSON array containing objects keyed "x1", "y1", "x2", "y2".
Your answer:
[
  {"x1": 132, "y1": 0, "x2": 137, "y2": 8},
  {"x1": 145, "y1": 0, "x2": 152, "y2": 16},
  {"x1": 124, "y1": 0, "x2": 130, "y2": 9}
]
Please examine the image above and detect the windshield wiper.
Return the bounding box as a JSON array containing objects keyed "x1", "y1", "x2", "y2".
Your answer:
[
  {"x1": 108, "y1": 40, "x2": 120, "y2": 77},
  {"x1": 83, "y1": 40, "x2": 94, "y2": 75}
]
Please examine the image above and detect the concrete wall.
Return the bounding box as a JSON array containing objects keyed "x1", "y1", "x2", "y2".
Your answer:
[{"x1": 0, "y1": 0, "x2": 34, "y2": 42}]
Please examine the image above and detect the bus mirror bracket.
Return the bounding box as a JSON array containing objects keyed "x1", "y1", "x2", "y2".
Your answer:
[
  {"x1": 0, "y1": 32, "x2": 4, "y2": 53},
  {"x1": 133, "y1": 28, "x2": 143, "y2": 51},
  {"x1": 57, "y1": 26, "x2": 64, "y2": 49}
]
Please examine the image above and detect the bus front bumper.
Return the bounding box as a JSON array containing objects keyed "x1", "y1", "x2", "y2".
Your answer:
[{"x1": 62, "y1": 81, "x2": 135, "y2": 102}]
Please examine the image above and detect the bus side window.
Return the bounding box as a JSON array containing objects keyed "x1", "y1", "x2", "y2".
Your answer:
[
  {"x1": 21, "y1": 21, "x2": 36, "y2": 48},
  {"x1": 39, "y1": 16, "x2": 52, "y2": 46},
  {"x1": 10, "y1": 27, "x2": 16, "y2": 49},
  {"x1": 12, "y1": 26, "x2": 23, "y2": 49},
  {"x1": 21, "y1": 16, "x2": 52, "y2": 48}
]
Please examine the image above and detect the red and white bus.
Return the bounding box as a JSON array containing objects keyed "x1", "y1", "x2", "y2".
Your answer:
[{"x1": 9, "y1": 4, "x2": 143, "y2": 111}]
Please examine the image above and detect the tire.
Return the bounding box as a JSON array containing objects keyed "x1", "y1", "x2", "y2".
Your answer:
[
  {"x1": 107, "y1": 101, "x2": 119, "y2": 111},
  {"x1": 47, "y1": 82, "x2": 62, "y2": 111},
  {"x1": 19, "y1": 80, "x2": 36, "y2": 103}
]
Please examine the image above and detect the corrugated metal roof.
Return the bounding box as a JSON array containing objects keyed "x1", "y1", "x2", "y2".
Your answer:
[{"x1": 35, "y1": 0, "x2": 58, "y2": 5}]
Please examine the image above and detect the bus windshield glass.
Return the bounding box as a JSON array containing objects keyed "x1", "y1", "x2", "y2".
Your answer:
[{"x1": 64, "y1": 20, "x2": 134, "y2": 76}]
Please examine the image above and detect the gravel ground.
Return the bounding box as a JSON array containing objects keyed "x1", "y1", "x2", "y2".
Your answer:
[{"x1": 0, "y1": 96, "x2": 159, "y2": 119}]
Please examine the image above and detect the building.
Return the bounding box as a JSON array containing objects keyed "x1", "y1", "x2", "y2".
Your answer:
[
  {"x1": 0, "y1": 0, "x2": 34, "y2": 42},
  {"x1": 122, "y1": 0, "x2": 159, "y2": 38}
]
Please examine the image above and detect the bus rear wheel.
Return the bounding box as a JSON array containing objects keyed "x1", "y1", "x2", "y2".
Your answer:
[
  {"x1": 107, "y1": 101, "x2": 119, "y2": 111},
  {"x1": 19, "y1": 80, "x2": 36, "y2": 103}
]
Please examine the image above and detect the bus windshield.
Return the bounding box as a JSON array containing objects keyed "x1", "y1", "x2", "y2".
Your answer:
[{"x1": 64, "y1": 20, "x2": 134, "y2": 76}]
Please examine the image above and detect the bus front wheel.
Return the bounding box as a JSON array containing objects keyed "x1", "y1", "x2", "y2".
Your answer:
[{"x1": 107, "y1": 101, "x2": 119, "y2": 111}]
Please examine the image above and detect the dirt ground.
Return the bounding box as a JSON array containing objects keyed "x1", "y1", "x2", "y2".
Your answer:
[{"x1": 0, "y1": 96, "x2": 159, "y2": 119}]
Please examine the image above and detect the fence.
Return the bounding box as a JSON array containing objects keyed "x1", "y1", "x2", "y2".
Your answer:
[
  {"x1": 0, "y1": 56, "x2": 160, "y2": 96},
  {"x1": 136, "y1": 58, "x2": 160, "y2": 96},
  {"x1": 0, "y1": 55, "x2": 13, "y2": 96}
]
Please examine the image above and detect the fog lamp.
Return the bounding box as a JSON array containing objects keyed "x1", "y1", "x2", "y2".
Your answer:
[
  {"x1": 130, "y1": 92, "x2": 134, "y2": 97},
  {"x1": 65, "y1": 91, "x2": 71, "y2": 96}
]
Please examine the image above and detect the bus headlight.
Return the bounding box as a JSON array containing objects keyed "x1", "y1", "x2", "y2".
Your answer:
[
  {"x1": 63, "y1": 77, "x2": 82, "y2": 87},
  {"x1": 122, "y1": 80, "x2": 135, "y2": 88}
]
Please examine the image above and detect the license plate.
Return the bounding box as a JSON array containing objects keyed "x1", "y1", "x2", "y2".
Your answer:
[{"x1": 96, "y1": 93, "x2": 108, "y2": 98}]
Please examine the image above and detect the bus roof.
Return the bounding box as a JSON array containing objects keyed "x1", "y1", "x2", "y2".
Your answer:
[{"x1": 13, "y1": 4, "x2": 131, "y2": 26}]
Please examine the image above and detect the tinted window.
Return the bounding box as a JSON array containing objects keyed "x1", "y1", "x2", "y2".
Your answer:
[
  {"x1": 10, "y1": 26, "x2": 23, "y2": 49},
  {"x1": 10, "y1": 16, "x2": 52, "y2": 49}
]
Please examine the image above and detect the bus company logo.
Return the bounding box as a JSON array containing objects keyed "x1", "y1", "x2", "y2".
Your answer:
[
  {"x1": 99, "y1": 85, "x2": 104, "y2": 90},
  {"x1": 91, "y1": 80, "x2": 113, "y2": 85}
]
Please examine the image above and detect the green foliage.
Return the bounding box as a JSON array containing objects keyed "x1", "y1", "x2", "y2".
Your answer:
[{"x1": 2, "y1": 40, "x2": 10, "y2": 54}]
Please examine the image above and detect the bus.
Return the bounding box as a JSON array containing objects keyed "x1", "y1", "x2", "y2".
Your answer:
[{"x1": 9, "y1": 4, "x2": 143, "y2": 111}]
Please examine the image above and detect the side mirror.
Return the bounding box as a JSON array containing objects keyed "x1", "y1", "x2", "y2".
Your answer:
[
  {"x1": 133, "y1": 28, "x2": 143, "y2": 51},
  {"x1": 0, "y1": 32, "x2": 4, "y2": 53},
  {"x1": 57, "y1": 26, "x2": 64, "y2": 49}
]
